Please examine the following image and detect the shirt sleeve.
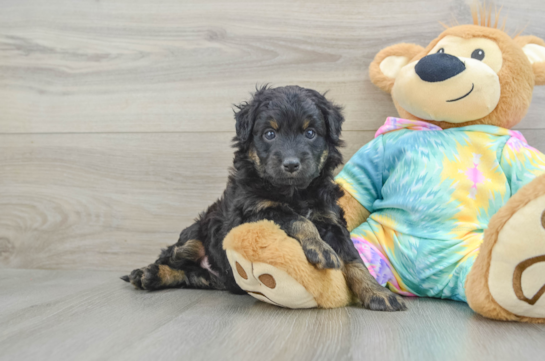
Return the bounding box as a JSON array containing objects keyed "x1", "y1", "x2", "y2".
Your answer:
[
  {"x1": 500, "y1": 136, "x2": 545, "y2": 195},
  {"x1": 335, "y1": 136, "x2": 384, "y2": 212}
]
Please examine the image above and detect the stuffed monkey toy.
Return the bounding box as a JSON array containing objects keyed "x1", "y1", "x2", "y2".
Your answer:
[{"x1": 223, "y1": 7, "x2": 545, "y2": 323}]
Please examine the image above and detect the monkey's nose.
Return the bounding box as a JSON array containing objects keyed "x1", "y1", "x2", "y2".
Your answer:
[
  {"x1": 415, "y1": 53, "x2": 466, "y2": 82},
  {"x1": 282, "y1": 158, "x2": 301, "y2": 173}
]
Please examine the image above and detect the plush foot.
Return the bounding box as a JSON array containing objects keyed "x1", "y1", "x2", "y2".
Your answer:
[
  {"x1": 223, "y1": 220, "x2": 352, "y2": 309},
  {"x1": 467, "y1": 175, "x2": 545, "y2": 323},
  {"x1": 227, "y1": 249, "x2": 319, "y2": 308}
]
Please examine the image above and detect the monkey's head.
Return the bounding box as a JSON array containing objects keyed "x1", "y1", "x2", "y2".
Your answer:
[{"x1": 370, "y1": 12, "x2": 545, "y2": 129}]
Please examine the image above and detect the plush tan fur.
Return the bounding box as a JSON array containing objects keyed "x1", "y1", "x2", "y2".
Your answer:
[
  {"x1": 469, "y1": 2, "x2": 507, "y2": 30},
  {"x1": 514, "y1": 35, "x2": 545, "y2": 86},
  {"x1": 337, "y1": 190, "x2": 370, "y2": 232},
  {"x1": 369, "y1": 43, "x2": 425, "y2": 93},
  {"x1": 223, "y1": 220, "x2": 353, "y2": 308},
  {"x1": 224, "y1": 6, "x2": 545, "y2": 316},
  {"x1": 466, "y1": 174, "x2": 545, "y2": 323},
  {"x1": 370, "y1": 25, "x2": 539, "y2": 130},
  {"x1": 362, "y1": 9, "x2": 545, "y2": 322}
]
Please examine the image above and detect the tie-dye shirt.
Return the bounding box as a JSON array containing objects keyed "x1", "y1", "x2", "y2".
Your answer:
[{"x1": 336, "y1": 117, "x2": 545, "y2": 301}]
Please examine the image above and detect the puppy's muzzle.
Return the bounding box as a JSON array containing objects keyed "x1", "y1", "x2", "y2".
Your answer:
[{"x1": 282, "y1": 157, "x2": 301, "y2": 174}]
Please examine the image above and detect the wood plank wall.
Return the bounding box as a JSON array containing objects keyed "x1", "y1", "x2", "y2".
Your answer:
[{"x1": 1, "y1": 0, "x2": 544, "y2": 271}]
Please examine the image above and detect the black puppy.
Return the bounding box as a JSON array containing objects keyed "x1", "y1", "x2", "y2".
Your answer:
[{"x1": 122, "y1": 85, "x2": 406, "y2": 311}]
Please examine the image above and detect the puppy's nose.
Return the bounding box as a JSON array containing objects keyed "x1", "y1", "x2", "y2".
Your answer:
[
  {"x1": 282, "y1": 158, "x2": 300, "y2": 173},
  {"x1": 415, "y1": 53, "x2": 465, "y2": 82}
]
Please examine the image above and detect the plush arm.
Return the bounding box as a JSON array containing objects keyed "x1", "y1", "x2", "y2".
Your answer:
[
  {"x1": 337, "y1": 188, "x2": 370, "y2": 232},
  {"x1": 334, "y1": 136, "x2": 385, "y2": 231}
]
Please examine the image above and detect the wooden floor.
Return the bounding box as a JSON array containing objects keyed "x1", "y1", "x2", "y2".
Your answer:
[
  {"x1": 2, "y1": 0, "x2": 545, "y2": 359},
  {"x1": 0, "y1": 268, "x2": 544, "y2": 361}
]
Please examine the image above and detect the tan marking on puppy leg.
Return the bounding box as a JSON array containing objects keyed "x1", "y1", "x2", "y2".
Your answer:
[
  {"x1": 174, "y1": 239, "x2": 205, "y2": 262},
  {"x1": 293, "y1": 219, "x2": 326, "y2": 264},
  {"x1": 292, "y1": 219, "x2": 341, "y2": 269},
  {"x1": 157, "y1": 265, "x2": 186, "y2": 286},
  {"x1": 292, "y1": 219, "x2": 322, "y2": 243},
  {"x1": 343, "y1": 262, "x2": 406, "y2": 311},
  {"x1": 343, "y1": 262, "x2": 379, "y2": 298},
  {"x1": 255, "y1": 200, "x2": 281, "y2": 212},
  {"x1": 269, "y1": 120, "x2": 279, "y2": 130}
]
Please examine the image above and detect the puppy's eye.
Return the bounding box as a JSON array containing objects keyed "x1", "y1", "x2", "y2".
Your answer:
[
  {"x1": 471, "y1": 49, "x2": 485, "y2": 61},
  {"x1": 437, "y1": 48, "x2": 445, "y2": 54},
  {"x1": 263, "y1": 130, "x2": 276, "y2": 140},
  {"x1": 304, "y1": 128, "x2": 316, "y2": 139}
]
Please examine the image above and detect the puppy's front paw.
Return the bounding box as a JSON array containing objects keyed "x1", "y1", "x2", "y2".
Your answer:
[
  {"x1": 121, "y1": 268, "x2": 145, "y2": 289},
  {"x1": 302, "y1": 241, "x2": 342, "y2": 270},
  {"x1": 122, "y1": 265, "x2": 165, "y2": 291},
  {"x1": 360, "y1": 287, "x2": 407, "y2": 312}
]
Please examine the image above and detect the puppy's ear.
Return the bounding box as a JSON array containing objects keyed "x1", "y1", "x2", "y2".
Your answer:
[
  {"x1": 369, "y1": 43, "x2": 425, "y2": 93},
  {"x1": 322, "y1": 101, "x2": 344, "y2": 145},
  {"x1": 306, "y1": 89, "x2": 345, "y2": 144},
  {"x1": 234, "y1": 85, "x2": 270, "y2": 147},
  {"x1": 515, "y1": 35, "x2": 545, "y2": 86},
  {"x1": 234, "y1": 101, "x2": 253, "y2": 145}
]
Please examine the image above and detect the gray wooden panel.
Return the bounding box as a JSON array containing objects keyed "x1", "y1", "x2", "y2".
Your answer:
[
  {"x1": 0, "y1": 269, "x2": 544, "y2": 361},
  {"x1": 0, "y1": 131, "x2": 374, "y2": 271},
  {"x1": 1, "y1": 130, "x2": 544, "y2": 271},
  {"x1": 1, "y1": 0, "x2": 544, "y2": 134}
]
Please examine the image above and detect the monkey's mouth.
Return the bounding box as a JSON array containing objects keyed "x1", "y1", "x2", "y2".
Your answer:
[{"x1": 446, "y1": 83, "x2": 474, "y2": 102}]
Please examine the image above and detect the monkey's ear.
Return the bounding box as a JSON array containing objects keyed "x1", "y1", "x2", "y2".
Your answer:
[
  {"x1": 369, "y1": 43, "x2": 425, "y2": 93},
  {"x1": 515, "y1": 36, "x2": 545, "y2": 86}
]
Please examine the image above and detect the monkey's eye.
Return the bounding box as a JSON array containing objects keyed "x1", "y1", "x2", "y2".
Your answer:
[
  {"x1": 437, "y1": 48, "x2": 445, "y2": 54},
  {"x1": 263, "y1": 129, "x2": 276, "y2": 140},
  {"x1": 471, "y1": 49, "x2": 485, "y2": 61},
  {"x1": 304, "y1": 128, "x2": 316, "y2": 139}
]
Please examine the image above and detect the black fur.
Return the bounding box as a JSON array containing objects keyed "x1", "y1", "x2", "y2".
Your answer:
[{"x1": 122, "y1": 85, "x2": 406, "y2": 311}]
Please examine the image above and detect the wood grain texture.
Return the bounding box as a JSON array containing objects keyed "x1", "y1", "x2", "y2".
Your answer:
[
  {"x1": 1, "y1": 269, "x2": 544, "y2": 361},
  {"x1": 1, "y1": 0, "x2": 545, "y2": 272},
  {"x1": 0, "y1": 131, "x2": 373, "y2": 270},
  {"x1": 0, "y1": 0, "x2": 544, "y2": 134}
]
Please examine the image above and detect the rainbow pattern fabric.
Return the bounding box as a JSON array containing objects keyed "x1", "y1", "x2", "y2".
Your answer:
[{"x1": 336, "y1": 117, "x2": 545, "y2": 301}]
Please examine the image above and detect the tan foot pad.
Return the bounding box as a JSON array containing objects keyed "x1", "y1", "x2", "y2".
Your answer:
[
  {"x1": 488, "y1": 194, "x2": 545, "y2": 318},
  {"x1": 226, "y1": 249, "x2": 318, "y2": 309}
]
